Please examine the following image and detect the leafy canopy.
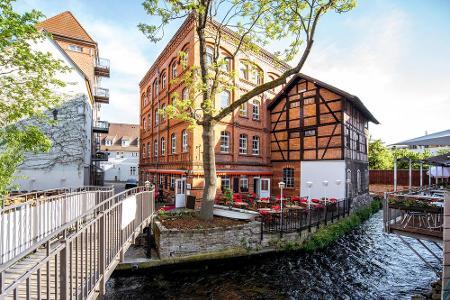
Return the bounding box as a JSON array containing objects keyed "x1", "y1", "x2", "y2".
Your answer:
[{"x1": 0, "y1": 0, "x2": 68, "y2": 195}]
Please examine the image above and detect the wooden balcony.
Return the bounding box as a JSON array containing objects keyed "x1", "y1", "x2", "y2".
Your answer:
[
  {"x1": 383, "y1": 192, "x2": 444, "y2": 242},
  {"x1": 94, "y1": 87, "x2": 109, "y2": 104},
  {"x1": 94, "y1": 58, "x2": 110, "y2": 77},
  {"x1": 93, "y1": 120, "x2": 109, "y2": 133}
]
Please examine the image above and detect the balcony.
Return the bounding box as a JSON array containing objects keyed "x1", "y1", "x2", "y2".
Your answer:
[
  {"x1": 93, "y1": 120, "x2": 109, "y2": 133},
  {"x1": 94, "y1": 58, "x2": 110, "y2": 77},
  {"x1": 92, "y1": 151, "x2": 109, "y2": 162},
  {"x1": 94, "y1": 87, "x2": 109, "y2": 104}
]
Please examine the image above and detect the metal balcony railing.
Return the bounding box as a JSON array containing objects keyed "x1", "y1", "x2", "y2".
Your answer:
[
  {"x1": 92, "y1": 151, "x2": 109, "y2": 161},
  {"x1": 95, "y1": 57, "x2": 110, "y2": 70},
  {"x1": 93, "y1": 120, "x2": 109, "y2": 133}
]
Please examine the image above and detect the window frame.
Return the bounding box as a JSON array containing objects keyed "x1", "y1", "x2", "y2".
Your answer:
[
  {"x1": 171, "y1": 133, "x2": 176, "y2": 154},
  {"x1": 239, "y1": 134, "x2": 248, "y2": 154},
  {"x1": 252, "y1": 99, "x2": 260, "y2": 120},
  {"x1": 220, "y1": 131, "x2": 230, "y2": 153},
  {"x1": 252, "y1": 136, "x2": 260, "y2": 155},
  {"x1": 182, "y1": 129, "x2": 188, "y2": 152},
  {"x1": 283, "y1": 168, "x2": 294, "y2": 188},
  {"x1": 161, "y1": 137, "x2": 166, "y2": 156}
]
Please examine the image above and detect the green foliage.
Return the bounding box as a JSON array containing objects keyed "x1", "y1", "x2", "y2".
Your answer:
[
  {"x1": 392, "y1": 148, "x2": 432, "y2": 169},
  {"x1": 223, "y1": 188, "x2": 233, "y2": 205},
  {"x1": 368, "y1": 139, "x2": 393, "y2": 170},
  {"x1": 301, "y1": 199, "x2": 382, "y2": 252},
  {"x1": 436, "y1": 147, "x2": 450, "y2": 156},
  {"x1": 0, "y1": 0, "x2": 68, "y2": 195}
]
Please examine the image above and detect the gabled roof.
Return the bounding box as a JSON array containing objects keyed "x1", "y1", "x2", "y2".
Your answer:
[
  {"x1": 37, "y1": 11, "x2": 95, "y2": 43},
  {"x1": 268, "y1": 73, "x2": 379, "y2": 124}
]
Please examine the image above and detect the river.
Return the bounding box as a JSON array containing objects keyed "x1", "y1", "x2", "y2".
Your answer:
[{"x1": 105, "y1": 211, "x2": 442, "y2": 299}]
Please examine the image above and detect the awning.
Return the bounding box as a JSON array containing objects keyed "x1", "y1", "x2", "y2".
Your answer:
[
  {"x1": 392, "y1": 129, "x2": 450, "y2": 146},
  {"x1": 144, "y1": 169, "x2": 187, "y2": 175},
  {"x1": 191, "y1": 170, "x2": 273, "y2": 176}
]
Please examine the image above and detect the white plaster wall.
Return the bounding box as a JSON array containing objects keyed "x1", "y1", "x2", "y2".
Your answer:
[
  {"x1": 300, "y1": 160, "x2": 346, "y2": 199},
  {"x1": 10, "y1": 36, "x2": 92, "y2": 191},
  {"x1": 101, "y1": 151, "x2": 139, "y2": 182}
]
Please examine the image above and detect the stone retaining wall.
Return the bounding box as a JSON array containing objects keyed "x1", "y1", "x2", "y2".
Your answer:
[
  {"x1": 154, "y1": 220, "x2": 261, "y2": 259},
  {"x1": 350, "y1": 193, "x2": 373, "y2": 213}
]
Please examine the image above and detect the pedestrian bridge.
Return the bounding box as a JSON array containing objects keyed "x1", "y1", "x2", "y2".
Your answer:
[{"x1": 0, "y1": 185, "x2": 155, "y2": 299}]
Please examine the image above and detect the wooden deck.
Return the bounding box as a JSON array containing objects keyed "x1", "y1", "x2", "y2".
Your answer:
[{"x1": 388, "y1": 224, "x2": 442, "y2": 242}]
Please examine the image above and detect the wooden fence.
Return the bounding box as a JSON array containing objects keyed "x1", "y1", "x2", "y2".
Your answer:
[{"x1": 369, "y1": 170, "x2": 430, "y2": 186}]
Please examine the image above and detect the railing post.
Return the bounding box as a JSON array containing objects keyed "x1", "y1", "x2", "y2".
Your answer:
[
  {"x1": 98, "y1": 212, "x2": 106, "y2": 296},
  {"x1": 59, "y1": 230, "x2": 69, "y2": 300}
]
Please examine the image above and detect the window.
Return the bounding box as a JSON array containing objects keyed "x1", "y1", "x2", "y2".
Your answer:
[
  {"x1": 152, "y1": 79, "x2": 158, "y2": 98},
  {"x1": 182, "y1": 130, "x2": 188, "y2": 152},
  {"x1": 181, "y1": 49, "x2": 189, "y2": 70},
  {"x1": 122, "y1": 139, "x2": 130, "y2": 147},
  {"x1": 171, "y1": 95, "x2": 177, "y2": 108},
  {"x1": 182, "y1": 88, "x2": 189, "y2": 101},
  {"x1": 170, "y1": 176, "x2": 175, "y2": 190},
  {"x1": 155, "y1": 109, "x2": 159, "y2": 125},
  {"x1": 68, "y1": 44, "x2": 82, "y2": 52},
  {"x1": 154, "y1": 139, "x2": 158, "y2": 156},
  {"x1": 105, "y1": 139, "x2": 112, "y2": 146},
  {"x1": 161, "y1": 72, "x2": 167, "y2": 89},
  {"x1": 130, "y1": 166, "x2": 136, "y2": 176},
  {"x1": 283, "y1": 168, "x2": 294, "y2": 188},
  {"x1": 146, "y1": 142, "x2": 150, "y2": 158},
  {"x1": 221, "y1": 176, "x2": 230, "y2": 191},
  {"x1": 252, "y1": 99, "x2": 260, "y2": 120},
  {"x1": 252, "y1": 136, "x2": 260, "y2": 155},
  {"x1": 239, "y1": 103, "x2": 247, "y2": 117},
  {"x1": 268, "y1": 75, "x2": 276, "y2": 92},
  {"x1": 143, "y1": 95, "x2": 148, "y2": 106},
  {"x1": 221, "y1": 56, "x2": 232, "y2": 72},
  {"x1": 147, "y1": 114, "x2": 151, "y2": 129},
  {"x1": 159, "y1": 175, "x2": 163, "y2": 186},
  {"x1": 220, "y1": 91, "x2": 230, "y2": 109},
  {"x1": 252, "y1": 68, "x2": 263, "y2": 85},
  {"x1": 357, "y1": 169, "x2": 361, "y2": 193},
  {"x1": 161, "y1": 104, "x2": 166, "y2": 120},
  {"x1": 171, "y1": 133, "x2": 176, "y2": 154},
  {"x1": 239, "y1": 63, "x2": 249, "y2": 80},
  {"x1": 304, "y1": 129, "x2": 316, "y2": 137},
  {"x1": 240, "y1": 176, "x2": 248, "y2": 192},
  {"x1": 220, "y1": 131, "x2": 230, "y2": 153},
  {"x1": 206, "y1": 46, "x2": 214, "y2": 66},
  {"x1": 239, "y1": 134, "x2": 247, "y2": 154},
  {"x1": 161, "y1": 137, "x2": 165, "y2": 155},
  {"x1": 171, "y1": 61, "x2": 177, "y2": 78},
  {"x1": 143, "y1": 118, "x2": 146, "y2": 131}
]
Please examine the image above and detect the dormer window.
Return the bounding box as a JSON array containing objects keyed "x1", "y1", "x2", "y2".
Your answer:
[
  {"x1": 68, "y1": 44, "x2": 83, "y2": 53},
  {"x1": 122, "y1": 139, "x2": 130, "y2": 147},
  {"x1": 105, "y1": 139, "x2": 112, "y2": 146}
]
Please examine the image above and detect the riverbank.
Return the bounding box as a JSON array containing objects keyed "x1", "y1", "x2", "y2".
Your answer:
[
  {"x1": 106, "y1": 210, "x2": 442, "y2": 299},
  {"x1": 116, "y1": 197, "x2": 382, "y2": 272}
]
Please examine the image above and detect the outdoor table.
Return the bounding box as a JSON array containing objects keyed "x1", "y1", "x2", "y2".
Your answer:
[
  {"x1": 234, "y1": 202, "x2": 249, "y2": 208},
  {"x1": 256, "y1": 200, "x2": 271, "y2": 208},
  {"x1": 286, "y1": 205, "x2": 305, "y2": 210}
]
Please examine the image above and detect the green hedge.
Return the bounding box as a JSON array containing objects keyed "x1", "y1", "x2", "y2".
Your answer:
[{"x1": 301, "y1": 198, "x2": 382, "y2": 252}]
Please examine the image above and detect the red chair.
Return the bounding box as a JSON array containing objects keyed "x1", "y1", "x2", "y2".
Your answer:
[
  {"x1": 312, "y1": 198, "x2": 320, "y2": 203},
  {"x1": 259, "y1": 210, "x2": 270, "y2": 216},
  {"x1": 260, "y1": 197, "x2": 269, "y2": 202},
  {"x1": 272, "y1": 205, "x2": 281, "y2": 211},
  {"x1": 328, "y1": 198, "x2": 337, "y2": 204},
  {"x1": 300, "y1": 199, "x2": 308, "y2": 204},
  {"x1": 291, "y1": 196, "x2": 300, "y2": 202}
]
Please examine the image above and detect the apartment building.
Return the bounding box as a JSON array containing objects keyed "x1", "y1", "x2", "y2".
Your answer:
[
  {"x1": 99, "y1": 123, "x2": 139, "y2": 182},
  {"x1": 12, "y1": 11, "x2": 110, "y2": 191}
]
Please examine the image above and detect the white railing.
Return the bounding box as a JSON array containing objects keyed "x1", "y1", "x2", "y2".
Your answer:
[{"x1": 0, "y1": 186, "x2": 114, "y2": 264}]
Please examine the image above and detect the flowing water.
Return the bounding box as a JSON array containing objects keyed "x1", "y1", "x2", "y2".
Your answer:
[{"x1": 105, "y1": 211, "x2": 442, "y2": 299}]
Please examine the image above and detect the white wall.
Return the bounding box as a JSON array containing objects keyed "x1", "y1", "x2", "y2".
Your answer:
[
  {"x1": 10, "y1": 36, "x2": 92, "y2": 192},
  {"x1": 101, "y1": 151, "x2": 139, "y2": 182},
  {"x1": 300, "y1": 160, "x2": 346, "y2": 199}
]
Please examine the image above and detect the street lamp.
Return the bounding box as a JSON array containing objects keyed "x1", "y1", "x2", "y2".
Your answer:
[
  {"x1": 306, "y1": 181, "x2": 313, "y2": 209},
  {"x1": 322, "y1": 180, "x2": 329, "y2": 205},
  {"x1": 278, "y1": 181, "x2": 285, "y2": 234}
]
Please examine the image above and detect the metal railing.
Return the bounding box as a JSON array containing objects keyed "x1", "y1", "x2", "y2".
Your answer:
[
  {"x1": 261, "y1": 198, "x2": 351, "y2": 236},
  {"x1": 382, "y1": 187, "x2": 444, "y2": 240},
  {"x1": 93, "y1": 120, "x2": 109, "y2": 132},
  {"x1": 94, "y1": 87, "x2": 109, "y2": 99},
  {"x1": 94, "y1": 58, "x2": 110, "y2": 70},
  {"x1": 0, "y1": 186, "x2": 114, "y2": 265},
  {"x1": 0, "y1": 186, "x2": 155, "y2": 299}
]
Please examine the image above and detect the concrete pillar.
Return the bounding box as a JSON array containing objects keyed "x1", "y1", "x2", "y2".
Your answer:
[{"x1": 442, "y1": 192, "x2": 450, "y2": 299}]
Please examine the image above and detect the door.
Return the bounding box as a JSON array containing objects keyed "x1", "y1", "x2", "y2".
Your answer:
[
  {"x1": 233, "y1": 177, "x2": 239, "y2": 193},
  {"x1": 254, "y1": 177, "x2": 260, "y2": 194},
  {"x1": 175, "y1": 178, "x2": 186, "y2": 208},
  {"x1": 259, "y1": 178, "x2": 270, "y2": 198}
]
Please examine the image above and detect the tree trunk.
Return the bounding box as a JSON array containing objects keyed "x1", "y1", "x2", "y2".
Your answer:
[{"x1": 199, "y1": 121, "x2": 217, "y2": 220}]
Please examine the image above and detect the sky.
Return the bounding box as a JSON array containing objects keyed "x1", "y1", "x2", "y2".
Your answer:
[{"x1": 17, "y1": 0, "x2": 450, "y2": 145}]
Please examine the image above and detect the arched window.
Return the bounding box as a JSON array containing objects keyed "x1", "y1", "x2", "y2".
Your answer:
[
  {"x1": 220, "y1": 131, "x2": 230, "y2": 153},
  {"x1": 283, "y1": 168, "x2": 294, "y2": 188},
  {"x1": 143, "y1": 94, "x2": 147, "y2": 106},
  {"x1": 161, "y1": 137, "x2": 166, "y2": 155},
  {"x1": 155, "y1": 108, "x2": 159, "y2": 125},
  {"x1": 252, "y1": 99, "x2": 260, "y2": 120},
  {"x1": 171, "y1": 133, "x2": 176, "y2": 154},
  {"x1": 147, "y1": 113, "x2": 151, "y2": 129},
  {"x1": 252, "y1": 136, "x2": 260, "y2": 155},
  {"x1": 171, "y1": 61, "x2": 177, "y2": 79},
  {"x1": 161, "y1": 71, "x2": 167, "y2": 89},
  {"x1": 346, "y1": 169, "x2": 352, "y2": 198},
  {"x1": 357, "y1": 169, "x2": 361, "y2": 193},
  {"x1": 171, "y1": 94, "x2": 177, "y2": 108},
  {"x1": 181, "y1": 47, "x2": 189, "y2": 70},
  {"x1": 142, "y1": 117, "x2": 146, "y2": 131},
  {"x1": 161, "y1": 104, "x2": 166, "y2": 120},
  {"x1": 182, "y1": 129, "x2": 188, "y2": 152},
  {"x1": 154, "y1": 139, "x2": 158, "y2": 156},
  {"x1": 221, "y1": 56, "x2": 232, "y2": 72},
  {"x1": 220, "y1": 91, "x2": 231, "y2": 109},
  {"x1": 239, "y1": 134, "x2": 247, "y2": 154},
  {"x1": 152, "y1": 79, "x2": 158, "y2": 98},
  {"x1": 239, "y1": 62, "x2": 249, "y2": 80},
  {"x1": 146, "y1": 142, "x2": 150, "y2": 158},
  {"x1": 268, "y1": 75, "x2": 276, "y2": 92},
  {"x1": 182, "y1": 88, "x2": 189, "y2": 101},
  {"x1": 253, "y1": 68, "x2": 263, "y2": 85}
]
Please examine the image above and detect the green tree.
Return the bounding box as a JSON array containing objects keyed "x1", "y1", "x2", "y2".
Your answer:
[
  {"x1": 368, "y1": 139, "x2": 393, "y2": 170},
  {"x1": 0, "y1": 0, "x2": 67, "y2": 195},
  {"x1": 139, "y1": 0, "x2": 356, "y2": 219},
  {"x1": 392, "y1": 148, "x2": 432, "y2": 169}
]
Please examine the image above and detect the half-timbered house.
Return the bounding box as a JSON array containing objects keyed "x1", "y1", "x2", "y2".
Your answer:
[{"x1": 268, "y1": 74, "x2": 379, "y2": 199}]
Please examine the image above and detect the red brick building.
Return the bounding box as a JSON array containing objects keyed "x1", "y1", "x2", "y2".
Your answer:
[{"x1": 139, "y1": 15, "x2": 377, "y2": 202}]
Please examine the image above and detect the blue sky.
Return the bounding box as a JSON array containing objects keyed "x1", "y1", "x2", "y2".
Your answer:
[{"x1": 17, "y1": 0, "x2": 450, "y2": 144}]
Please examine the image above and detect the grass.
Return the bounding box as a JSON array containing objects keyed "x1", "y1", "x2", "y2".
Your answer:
[{"x1": 300, "y1": 198, "x2": 382, "y2": 252}]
